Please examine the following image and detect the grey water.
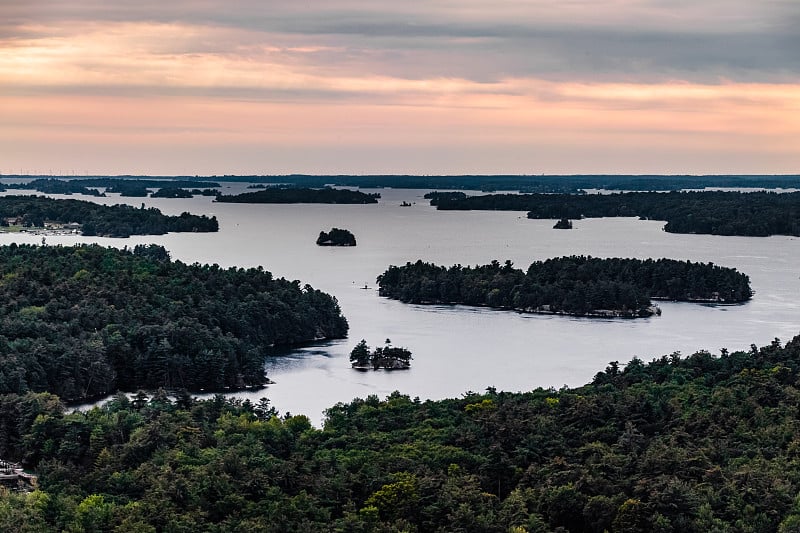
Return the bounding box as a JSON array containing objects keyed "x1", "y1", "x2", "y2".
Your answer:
[{"x1": 3, "y1": 187, "x2": 799, "y2": 424}]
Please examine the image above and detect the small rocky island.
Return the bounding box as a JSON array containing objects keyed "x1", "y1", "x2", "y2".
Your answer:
[
  {"x1": 350, "y1": 339, "x2": 412, "y2": 370},
  {"x1": 553, "y1": 217, "x2": 573, "y2": 229},
  {"x1": 317, "y1": 228, "x2": 356, "y2": 246}
]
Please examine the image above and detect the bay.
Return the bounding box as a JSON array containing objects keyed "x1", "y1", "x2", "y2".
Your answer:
[{"x1": 3, "y1": 187, "x2": 799, "y2": 424}]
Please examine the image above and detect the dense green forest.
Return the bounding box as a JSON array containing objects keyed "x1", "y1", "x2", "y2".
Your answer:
[
  {"x1": 0, "y1": 196, "x2": 217, "y2": 237},
  {"x1": 377, "y1": 257, "x2": 751, "y2": 318},
  {"x1": 3, "y1": 336, "x2": 800, "y2": 530},
  {"x1": 215, "y1": 188, "x2": 380, "y2": 204},
  {"x1": 0, "y1": 244, "x2": 348, "y2": 400},
  {"x1": 317, "y1": 228, "x2": 357, "y2": 246},
  {"x1": 433, "y1": 191, "x2": 800, "y2": 237}
]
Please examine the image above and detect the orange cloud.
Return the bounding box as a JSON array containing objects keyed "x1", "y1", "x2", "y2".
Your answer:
[{"x1": 1, "y1": 18, "x2": 798, "y2": 174}]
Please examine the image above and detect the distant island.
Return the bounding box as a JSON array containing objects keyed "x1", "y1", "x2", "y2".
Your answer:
[
  {"x1": 150, "y1": 187, "x2": 193, "y2": 199},
  {"x1": 350, "y1": 339, "x2": 412, "y2": 370},
  {"x1": 3, "y1": 178, "x2": 220, "y2": 198},
  {"x1": 377, "y1": 257, "x2": 752, "y2": 318},
  {"x1": 4, "y1": 178, "x2": 104, "y2": 196},
  {"x1": 179, "y1": 173, "x2": 800, "y2": 193},
  {"x1": 424, "y1": 191, "x2": 469, "y2": 205},
  {"x1": 0, "y1": 196, "x2": 218, "y2": 237},
  {"x1": 553, "y1": 217, "x2": 573, "y2": 229},
  {"x1": 0, "y1": 244, "x2": 349, "y2": 400},
  {"x1": 7, "y1": 174, "x2": 800, "y2": 193},
  {"x1": 433, "y1": 190, "x2": 800, "y2": 237},
  {"x1": 215, "y1": 188, "x2": 380, "y2": 204},
  {"x1": 317, "y1": 228, "x2": 357, "y2": 246}
]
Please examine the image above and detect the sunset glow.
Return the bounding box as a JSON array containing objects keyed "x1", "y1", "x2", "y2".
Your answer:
[{"x1": 1, "y1": 1, "x2": 798, "y2": 174}]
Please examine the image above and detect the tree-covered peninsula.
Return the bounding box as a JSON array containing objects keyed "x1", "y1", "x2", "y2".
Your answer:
[
  {"x1": 317, "y1": 228, "x2": 357, "y2": 246},
  {"x1": 215, "y1": 187, "x2": 380, "y2": 204},
  {"x1": 0, "y1": 196, "x2": 218, "y2": 237},
  {"x1": 433, "y1": 190, "x2": 800, "y2": 237},
  {"x1": 0, "y1": 244, "x2": 348, "y2": 400},
  {"x1": 3, "y1": 336, "x2": 800, "y2": 530},
  {"x1": 377, "y1": 257, "x2": 752, "y2": 318}
]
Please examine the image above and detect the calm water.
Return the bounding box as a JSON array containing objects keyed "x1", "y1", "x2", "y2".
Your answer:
[{"x1": 3, "y1": 187, "x2": 799, "y2": 424}]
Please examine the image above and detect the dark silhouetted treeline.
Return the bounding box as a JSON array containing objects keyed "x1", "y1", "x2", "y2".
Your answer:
[
  {"x1": 434, "y1": 190, "x2": 800, "y2": 237},
  {"x1": 317, "y1": 228, "x2": 357, "y2": 246},
  {"x1": 195, "y1": 174, "x2": 800, "y2": 193},
  {"x1": 4, "y1": 178, "x2": 104, "y2": 196},
  {"x1": 216, "y1": 187, "x2": 380, "y2": 204},
  {"x1": 6, "y1": 174, "x2": 800, "y2": 193},
  {"x1": 424, "y1": 191, "x2": 468, "y2": 204},
  {"x1": 0, "y1": 244, "x2": 348, "y2": 400},
  {"x1": 377, "y1": 257, "x2": 751, "y2": 317},
  {"x1": 150, "y1": 187, "x2": 193, "y2": 198},
  {"x1": 0, "y1": 196, "x2": 218, "y2": 237},
  {"x1": 4, "y1": 336, "x2": 800, "y2": 530},
  {"x1": 2, "y1": 178, "x2": 220, "y2": 197}
]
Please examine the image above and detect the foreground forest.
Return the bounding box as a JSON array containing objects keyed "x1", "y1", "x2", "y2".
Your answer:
[
  {"x1": 0, "y1": 244, "x2": 348, "y2": 400},
  {"x1": 3, "y1": 336, "x2": 800, "y2": 531},
  {"x1": 0, "y1": 196, "x2": 218, "y2": 237},
  {"x1": 377, "y1": 257, "x2": 752, "y2": 318},
  {"x1": 433, "y1": 191, "x2": 800, "y2": 237}
]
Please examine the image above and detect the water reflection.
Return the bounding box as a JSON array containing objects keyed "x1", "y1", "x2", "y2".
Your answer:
[{"x1": 1, "y1": 186, "x2": 798, "y2": 425}]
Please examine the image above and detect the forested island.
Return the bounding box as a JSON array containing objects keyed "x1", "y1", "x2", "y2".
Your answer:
[
  {"x1": 350, "y1": 339, "x2": 412, "y2": 370},
  {"x1": 377, "y1": 257, "x2": 752, "y2": 318},
  {"x1": 3, "y1": 336, "x2": 800, "y2": 530},
  {"x1": 0, "y1": 196, "x2": 217, "y2": 237},
  {"x1": 0, "y1": 244, "x2": 348, "y2": 400},
  {"x1": 215, "y1": 188, "x2": 380, "y2": 204},
  {"x1": 317, "y1": 228, "x2": 357, "y2": 246},
  {"x1": 433, "y1": 190, "x2": 800, "y2": 237},
  {"x1": 149, "y1": 187, "x2": 193, "y2": 199}
]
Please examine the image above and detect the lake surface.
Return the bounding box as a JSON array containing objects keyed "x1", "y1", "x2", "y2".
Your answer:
[{"x1": 3, "y1": 186, "x2": 799, "y2": 424}]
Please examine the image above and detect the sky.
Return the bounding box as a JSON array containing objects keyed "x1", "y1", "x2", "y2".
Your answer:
[{"x1": 1, "y1": 1, "x2": 798, "y2": 176}]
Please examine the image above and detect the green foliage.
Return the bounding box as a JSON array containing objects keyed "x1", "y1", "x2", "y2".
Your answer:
[
  {"x1": 0, "y1": 196, "x2": 218, "y2": 237},
  {"x1": 434, "y1": 190, "x2": 800, "y2": 237},
  {"x1": 349, "y1": 340, "x2": 412, "y2": 370},
  {"x1": 377, "y1": 257, "x2": 751, "y2": 318},
  {"x1": 0, "y1": 244, "x2": 348, "y2": 399},
  {"x1": 6, "y1": 336, "x2": 800, "y2": 530}
]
